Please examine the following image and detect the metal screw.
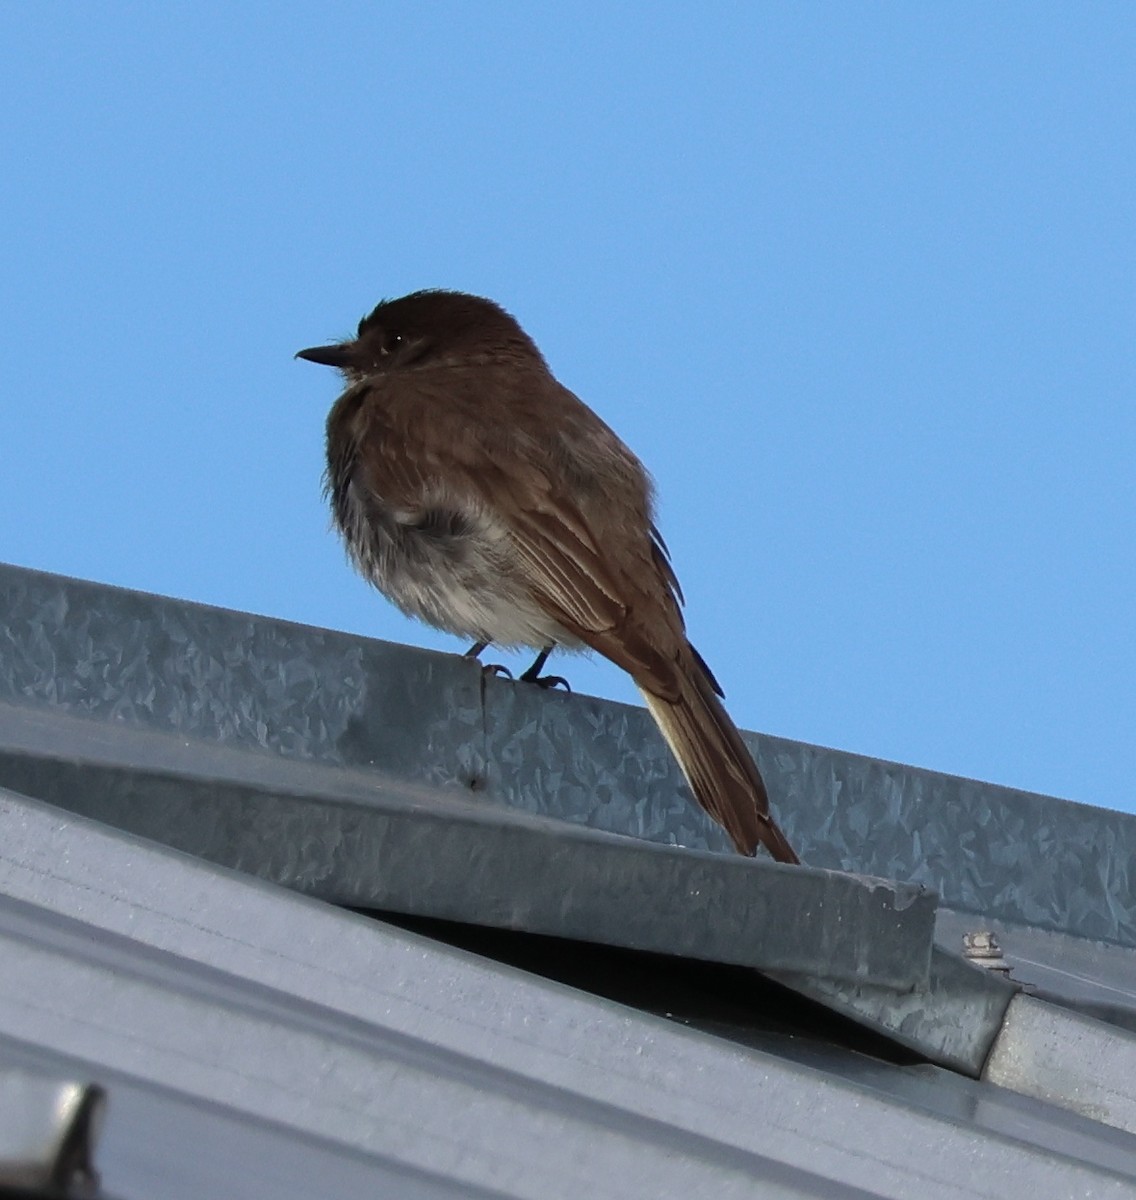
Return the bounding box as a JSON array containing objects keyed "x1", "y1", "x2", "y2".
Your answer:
[{"x1": 962, "y1": 930, "x2": 1012, "y2": 974}]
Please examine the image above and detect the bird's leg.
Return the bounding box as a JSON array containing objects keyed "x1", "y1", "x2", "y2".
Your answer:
[
  {"x1": 519, "y1": 644, "x2": 552, "y2": 678},
  {"x1": 519, "y1": 644, "x2": 570, "y2": 692},
  {"x1": 464, "y1": 639, "x2": 512, "y2": 679}
]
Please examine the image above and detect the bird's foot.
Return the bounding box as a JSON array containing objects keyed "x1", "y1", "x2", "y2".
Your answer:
[
  {"x1": 518, "y1": 646, "x2": 570, "y2": 692},
  {"x1": 523, "y1": 672, "x2": 568, "y2": 691},
  {"x1": 480, "y1": 662, "x2": 514, "y2": 680},
  {"x1": 463, "y1": 640, "x2": 515, "y2": 680},
  {"x1": 518, "y1": 664, "x2": 570, "y2": 691}
]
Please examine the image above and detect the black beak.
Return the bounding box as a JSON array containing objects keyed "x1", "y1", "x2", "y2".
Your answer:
[{"x1": 295, "y1": 342, "x2": 355, "y2": 368}]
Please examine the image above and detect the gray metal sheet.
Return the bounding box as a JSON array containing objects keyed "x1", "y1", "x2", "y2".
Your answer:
[
  {"x1": 0, "y1": 702, "x2": 935, "y2": 989},
  {"x1": 0, "y1": 1038, "x2": 518, "y2": 1200},
  {"x1": 984, "y1": 994, "x2": 1136, "y2": 1137},
  {"x1": 771, "y1": 945, "x2": 1018, "y2": 1077},
  {"x1": 2, "y1": 790, "x2": 1136, "y2": 1200},
  {"x1": 1, "y1": 561, "x2": 1132, "y2": 948}
]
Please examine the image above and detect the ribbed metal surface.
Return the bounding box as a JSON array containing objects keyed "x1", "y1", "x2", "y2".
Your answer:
[{"x1": 3, "y1": 789, "x2": 1136, "y2": 1200}]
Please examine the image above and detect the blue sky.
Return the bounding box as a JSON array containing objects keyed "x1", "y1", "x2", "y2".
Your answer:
[{"x1": 1, "y1": 5, "x2": 1132, "y2": 816}]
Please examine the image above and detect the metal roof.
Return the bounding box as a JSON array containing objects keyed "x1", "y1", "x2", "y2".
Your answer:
[{"x1": 1, "y1": 561, "x2": 1135, "y2": 1198}]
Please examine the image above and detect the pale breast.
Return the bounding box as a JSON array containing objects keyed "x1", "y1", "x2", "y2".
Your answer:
[{"x1": 335, "y1": 475, "x2": 573, "y2": 649}]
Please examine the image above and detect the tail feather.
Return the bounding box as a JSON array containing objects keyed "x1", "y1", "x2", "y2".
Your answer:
[{"x1": 639, "y1": 649, "x2": 799, "y2": 863}]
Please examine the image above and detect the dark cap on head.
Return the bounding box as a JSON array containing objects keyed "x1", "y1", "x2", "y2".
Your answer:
[{"x1": 296, "y1": 289, "x2": 544, "y2": 376}]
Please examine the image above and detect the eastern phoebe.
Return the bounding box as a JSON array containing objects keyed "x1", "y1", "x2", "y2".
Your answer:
[{"x1": 297, "y1": 290, "x2": 798, "y2": 863}]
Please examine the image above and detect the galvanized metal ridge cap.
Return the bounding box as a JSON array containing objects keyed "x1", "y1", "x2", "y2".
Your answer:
[
  {"x1": 0, "y1": 558, "x2": 382, "y2": 650},
  {"x1": 0, "y1": 695, "x2": 500, "y2": 818},
  {"x1": 0, "y1": 700, "x2": 921, "y2": 892},
  {"x1": 0, "y1": 698, "x2": 938, "y2": 900},
  {"x1": 2, "y1": 559, "x2": 1131, "y2": 953},
  {"x1": 0, "y1": 748, "x2": 935, "y2": 988},
  {"x1": 3, "y1": 558, "x2": 1129, "y2": 824}
]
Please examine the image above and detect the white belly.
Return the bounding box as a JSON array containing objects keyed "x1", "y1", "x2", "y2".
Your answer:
[{"x1": 339, "y1": 479, "x2": 573, "y2": 649}]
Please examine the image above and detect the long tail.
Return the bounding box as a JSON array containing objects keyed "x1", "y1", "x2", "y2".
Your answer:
[{"x1": 639, "y1": 646, "x2": 799, "y2": 863}]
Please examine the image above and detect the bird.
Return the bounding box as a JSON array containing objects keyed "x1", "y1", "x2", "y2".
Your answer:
[{"x1": 296, "y1": 290, "x2": 799, "y2": 864}]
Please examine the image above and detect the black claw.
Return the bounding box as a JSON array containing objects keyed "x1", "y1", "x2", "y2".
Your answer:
[
  {"x1": 519, "y1": 645, "x2": 570, "y2": 691},
  {"x1": 525, "y1": 673, "x2": 571, "y2": 692},
  {"x1": 463, "y1": 640, "x2": 511, "y2": 679}
]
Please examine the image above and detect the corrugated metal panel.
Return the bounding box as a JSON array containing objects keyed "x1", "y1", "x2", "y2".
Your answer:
[{"x1": 3, "y1": 788, "x2": 1136, "y2": 1200}]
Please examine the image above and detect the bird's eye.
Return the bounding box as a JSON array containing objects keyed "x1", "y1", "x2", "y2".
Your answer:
[{"x1": 380, "y1": 332, "x2": 403, "y2": 357}]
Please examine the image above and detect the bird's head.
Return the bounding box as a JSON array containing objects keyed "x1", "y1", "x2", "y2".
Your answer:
[{"x1": 295, "y1": 289, "x2": 544, "y2": 381}]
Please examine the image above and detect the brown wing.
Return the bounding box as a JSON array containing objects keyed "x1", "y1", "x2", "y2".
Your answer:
[{"x1": 351, "y1": 365, "x2": 688, "y2": 698}]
